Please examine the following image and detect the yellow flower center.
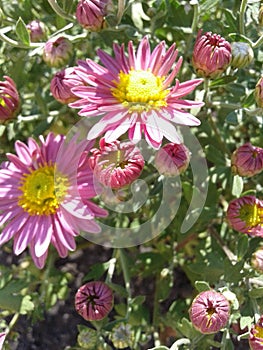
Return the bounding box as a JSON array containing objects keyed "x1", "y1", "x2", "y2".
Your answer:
[
  {"x1": 111, "y1": 69, "x2": 168, "y2": 112},
  {"x1": 255, "y1": 324, "x2": 263, "y2": 339},
  {"x1": 239, "y1": 204, "x2": 263, "y2": 227},
  {"x1": 18, "y1": 165, "x2": 69, "y2": 216}
]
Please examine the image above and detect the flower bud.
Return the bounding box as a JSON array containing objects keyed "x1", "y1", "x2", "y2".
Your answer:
[
  {"x1": 192, "y1": 30, "x2": 232, "y2": 79},
  {"x1": 26, "y1": 20, "x2": 46, "y2": 42},
  {"x1": 75, "y1": 281, "x2": 113, "y2": 321},
  {"x1": 189, "y1": 290, "x2": 230, "y2": 334},
  {"x1": 226, "y1": 195, "x2": 263, "y2": 237},
  {"x1": 110, "y1": 323, "x2": 134, "y2": 349},
  {"x1": 43, "y1": 37, "x2": 73, "y2": 68},
  {"x1": 255, "y1": 76, "x2": 263, "y2": 108},
  {"x1": 231, "y1": 42, "x2": 254, "y2": 69},
  {"x1": 0, "y1": 76, "x2": 20, "y2": 122},
  {"x1": 154, "y1": 142, "x2": 190, "y2": 176},
  {"x1": 251, "y1": 247, "x2": 263, "y2": 273},
  {"x1": 249, "y1": 316, "x2": 263, "y2": 349},
  {"x1": 76, "y1": 0, "x2": 111, "y2": 31},
  {"x1": 50, "y1": 67, "x2": 85, "y2": 104},
  {"x1": 88, "y1": 137, "x2": 145, "y2": 189},
  {"x1": 231, "y1": 143, "x2": 263, "y2": 177}
]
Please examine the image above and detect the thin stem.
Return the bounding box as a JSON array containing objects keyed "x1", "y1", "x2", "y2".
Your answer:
[
  {"x1": 191, "y1": 1, "x2": 200, "y2": 34},
  {"x1": 252, "y1": 34, "x2": 263, "y2": 49},
  {"x1": 239, "y1": 0, "x2": 248, "y2": 35},
  {"x1": 118, "y1": 249, "x2": 132, "y2": 319},
  {"x1": 47, "y1": 0, "x2": 75, "y2": 21},
  {"x1": 0, "y1": 28, "x2": 43, "y2": 49},
  {"x1": 170, "y1": 338, "x2": 191, "y2": 349},
  {"x1": 5, "y1": 312, "x2": 20, "y2": 336}
]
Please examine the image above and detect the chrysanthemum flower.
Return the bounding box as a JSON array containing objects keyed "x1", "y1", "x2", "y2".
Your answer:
[
  {"x1": 249, "y1": 316, "x2": 263, "y2": 349},
  {"x1": 26, "y1": 20, "x2": 46, "y2": 42},
  {"x1": 0, "y1": 333, "x2": 5, "y2": 350},
  {"x1": 192, "y1": 31, "x2": 232, "y2": 79},
  {"x1": 0, "y1": 76, "x2": 20, "y2": 122},
  {"x1": 50, "y1": 67, "x2": 85, "y2": 104},
  {"x1": 231, "y1": 142, "x2": 263, "y2": 177},
  {"x1": 251, "y1": 247, "x2": 263, "y2": 273},
  {"x1": 69, "y1": 36, "x2": 204, "y2": 149},
  {"x1": 226, "y1": 195, "x2": 263, "y2": 237},
  {"x1": 154, "y1": 142, "x2": 190, "y2": 176},
  {"x1": 75, "y1": 281, "x2": 113, "y2": 321},
  {"x1": 231, "y1": 42, "x2": 254, "y2": 69},
  {"x1": 43, "y1": 37, "x2": 73, "y2": 68},
  {"x1": 189, "y1": 290, "x2": 230, "y2": 334},
  {"x1": 76, "y1": 0, "x2": 110, "y2": 31},
  {"x1": 88, "y1": 137, "x2": 144, "y2": 189},
  {"x1": 0, "y1": 132, "x2": 107, "y2": 268}
]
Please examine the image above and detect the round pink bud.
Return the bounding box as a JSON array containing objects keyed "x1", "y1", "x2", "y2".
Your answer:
[
  {"x1": 88, "y1": 137, "x2": 145, "y2": 189},
  {"x1": 76, "y1": 0, "x2": 110, "y2": 31},
  {"x1": 75, "y1": 281, "x2": 113, "y2": 321},
  {"x1": 231, "y1": 42, "x2": 254, "y2": 69},
  {"x1": 255, "y1": 76, "x2": 263, "y2": 108},
  {"x1": 189, "y1": 290, "x2": 230, "y2": 334},
  {"x1": 154, "y1": 143, "x2": 190, "y2": 176},
  {"x1": 0, "y1": 76, "x2": 20, "y2": 122},
  {"x1": 231, "y1": 143, "x2": 263, "y2": 178},
  {"x1": 251, "y1": 247, "x2": 263, "y2": 273},
  {"x1": 192, "y1": 30, "x2": 232, "y2": 79},
  {"x1": 50, "y1": 67, "x2": 85, "y2": 104},
  {"x1": 43, "y1": 37, "x2": 73, "y2": 68},
  {"x1": 26, "y1": 20, "x2": 46, "y2": 42},
  {"x1": 226, "y1": 195, "x2": 263, "y2": 237},
  {"x1": 249, "y1": 316, "x2": 263, "y2": 349}
]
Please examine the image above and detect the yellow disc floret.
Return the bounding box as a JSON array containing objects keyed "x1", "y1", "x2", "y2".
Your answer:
[
  {"x1": 111, "y1": 69, "x2": 168, "y2": 112},
  {"x1": 239, "y1": 204, "x2": 263, "y2": 227},
  {"x1": 18, "y1": 164, "x2": 69, "y2": 215}
]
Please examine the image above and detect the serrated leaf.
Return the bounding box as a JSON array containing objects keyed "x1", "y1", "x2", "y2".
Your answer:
[
  {"x1": 16, "y1": 17, "x2": 30, "y2": 45},
  {"x1": 232, "y1": 174, "x2": 243, "y2": 197},
  {"x1": 194, "y1": 281, "x2": 211, "y2": 292}
]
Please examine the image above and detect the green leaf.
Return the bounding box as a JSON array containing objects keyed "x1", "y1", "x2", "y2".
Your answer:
[
  {"x1": 240, "y1": 316, "x2": 253, "y2": 330},
  {"x1": 15, "y1": 17, "x2": 30, "y2": 45},
  {"x1": 194, "y1": 281, "x2": 211, "y2": 293},
  {"x1": 20, "y1": 295, "x2": 34, "y2": 315},
  {"x1": 232, "y1": 174, "x2": 243, "y2": 197},
  {"x1": 237, "y1": 235, "x2": 249, "y2": 260},
  {"x1": 249, "y1": 287, "x2": 263, "y2": 298},
  {"x1": 209, "y1": 75, "x2": 236, "y2": 88}
]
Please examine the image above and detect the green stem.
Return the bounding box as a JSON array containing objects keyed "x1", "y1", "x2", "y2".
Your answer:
[
  {"x1": 47, "y1": 0, "x2": 75, "y2": 21},
  {"x1": 118, "y1": 249, "x2": 132, "y2": 319},
  {"x1": 5, "y1": 312, "x2": 20, "y2": 336},
  {"x1": 252, "y1": 34, "x2": 263, "y2": 49},
  {"x1": 0, "y1": 27, "x2": 43, "y2": 49},
  {"x1": 239, "y1": 0, "x2": 248, "y2": 35},
  {"x1": 191, "y1": 1, "x2": 200, "y2": 34}
]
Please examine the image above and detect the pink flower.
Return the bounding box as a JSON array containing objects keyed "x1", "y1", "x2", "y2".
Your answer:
[
  {"x1": 88, "y1": 137, "x2": 144, "y2": 189},
  {"x1": 0, "y1": 333, "x2": 6, "y2": 350},
  {"x1": 0, "y1": 132, "x2": 107, "y2": 268},
  {"x1": 249, "y1": 316, "x2": 263, "y2": 349},
  {"x1": 43, "y1": 37, "x2": 73, "y2": 68},
  {"x1": 154, "y1": 142, "x2": 190, "y2": 176},
  {"x1": 50, "y1": 67, "x2": 85, "y2": 104},
  {"x1": 0, "y1": 76, "x2": 20, "y2": 122},
  {"x1": 251, "y1": 247, "x2": 263, "y2": 273},
  {"x1": 75, "y1": 281, "x2": 113, "y2": 321},
  {"x1": 69, "y1": 36, "x2": 204, "y2": 149},
  {"x1": 76, "y1": 0, "x2": 110, "y2": 31},
  {"x1": 231, "y1": 143, "x2": 263, "y2": 177},
  {"x1": 189, "y1": 290, "x2": 230, "y2": 334},
  {"x1": 26, "y1": 20, "x2": 46, "y2": 42},
  {"x1": 226, "y1": 195, "x2": 263, "y2": 237},
  {"x1": 192, "y1": 31, "x2": 232, "y2": 79},
  {"x1": 255, "y1": 76, "x2": 263, "y2": 108}
]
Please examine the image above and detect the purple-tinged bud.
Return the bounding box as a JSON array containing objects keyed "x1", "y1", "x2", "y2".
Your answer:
[
  {"x1": 154, "y1": 142, "x2": 190, "y2": 177},
  {"x1": 76, "y1": 0, "x2": 111, "y2": 31},
  {"x1": 75, "y1": 281, "x2": 113, "y2": 321},
  {"x1": 226, "y1": 195, "x2": 263, "y2": 237},
  {"x1": 88, "y1": 137, "x2": 145, "y2": 189},
  {"x1": 251, "y1": 247, "x2": 263, "y2": 273},
  {"x1": 43, "y1": 37, "x2": 73, "y2": 68},
  {"x1": 26, "y1": 20, "x2": 46, "y2": 42},
  {"x1": 231, "y1": 143, "x2": 263, "y2": 177},
  {"x1": 249, "y1": 316, "x2": 263, "y2": 349},
  {"x1": 50, "y1": 67, "x2": 85, "y2": 104},
  {"x1": 231, "y1": 42, "x2": 254, "y2": 69},
  {"x1": 192, "y1": 30, "x2": 232, "y2": 79},
  {"x1": 255, "y1": 77, "x2": 263, "y2": 108},
  {"x1": 0, "y1": 76, "x2": 20, "y2": 122},
  {"x1": 189, "y1": 290, "x2": 230, "y2": 334}
]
